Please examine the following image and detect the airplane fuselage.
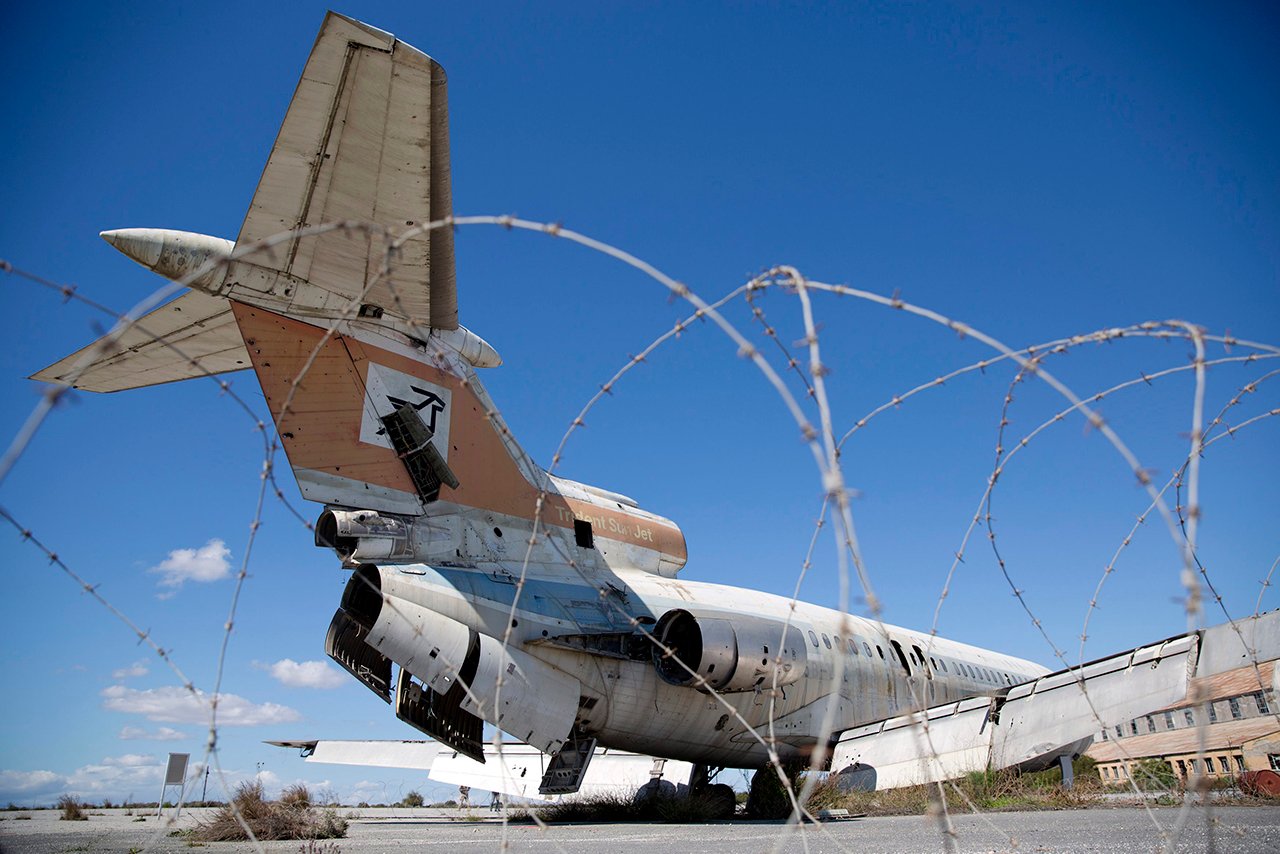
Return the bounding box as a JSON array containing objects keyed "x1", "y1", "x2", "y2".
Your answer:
[{"x1": 369, "y1": 559, "x2": 1048, "y2": 769}]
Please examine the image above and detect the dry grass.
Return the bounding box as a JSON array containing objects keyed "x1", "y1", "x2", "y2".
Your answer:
[
  {"x1": 539, "y1": 789, "x2": 733, "y2": 823},
  {"x1": 57, "y1": 795, "x2": 87, "y2": 821},
  {"x1": 193, "y1": 782, "x2": 347, "y2": 842},
  {"x1": 812, "y1": 766, "x2": 1107, "y2": 817}
]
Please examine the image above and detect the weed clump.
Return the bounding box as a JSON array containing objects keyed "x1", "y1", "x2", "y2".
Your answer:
[
  {"x1": 193, "y1": 782, "x2": 347, "y2": 842},
  {"x1": 826, "y1": 765, "x2": 1104, "y2": 817},
  {"x1": 57, "y1": 795, "x2": 88, "y2": 821}
]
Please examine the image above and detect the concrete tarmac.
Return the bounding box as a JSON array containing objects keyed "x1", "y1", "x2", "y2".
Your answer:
[{"x1": 2, "y1": 805, "x2": 1278, "y2": 853}]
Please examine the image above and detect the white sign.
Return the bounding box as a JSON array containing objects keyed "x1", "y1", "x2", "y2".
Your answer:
[{"x1": 164, "y1": 753, "x2": 190, "y2": 786}]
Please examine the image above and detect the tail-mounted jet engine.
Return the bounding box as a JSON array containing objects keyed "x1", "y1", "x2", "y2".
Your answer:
[
  {"x1": 315, "y1": 509, "x2": 416, "y2": 565},
  {"x1": 651, "y1": 608, "x2": 807, "y2": 693}
]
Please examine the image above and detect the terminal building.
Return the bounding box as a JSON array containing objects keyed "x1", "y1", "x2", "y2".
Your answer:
[{"x1": 1086, "y1": 658, "x2": 1279, "y2": 784}]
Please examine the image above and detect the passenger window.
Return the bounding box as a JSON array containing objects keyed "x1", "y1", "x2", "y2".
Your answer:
[
  {"x1": 822, "y1": 634, "x2": 831, "y2": 649},
  {"x1": 847, "y1": 638, "x2": 857, "y2": 656},
  {"x1": 862, "y1": 642, "x2": 872, "y2": 657},
  {"x1": 808, "y1": 631, "x2": 818, "y2": 647}
]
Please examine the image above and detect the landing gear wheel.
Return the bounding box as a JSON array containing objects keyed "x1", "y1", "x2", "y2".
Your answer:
[{"x1": 704, "y1": 783, "x2": 737, "y2": 819}]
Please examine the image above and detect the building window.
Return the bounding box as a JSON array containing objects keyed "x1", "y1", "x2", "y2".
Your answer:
[
  {"x1": 1130, "y1": 720, "x2": 1139, "y2": 736},
  {"x1": 1146, "y1": 715, "x2": 1156, "y2": 733},
  {"x1": 1101, "y1": 729, "x2": 1109, "y2": 741},
  {"x1": 1218, "y1": 757, "x2": 1230, "y2": 774},
  {"x1": 1208, "y1": 703, "x2": 1217, "y2": 723},
  {"x1": 1177, "y1": 760, "x2": 1187, "y2": 777},
  {"x1": 1229, "y1": 698, "x2": 1243, "y2": 720},
  {"x1": 1184, "y1": 709, "x2": 1195, "y2": 726},
  {"x1": 1115, "y1": 725, "x2": 1124, "y2": 739},
  {"x1": 1255, "y1": 691, "x2": 1271, "y2": 715},
  {"x1": 1235, "y1": 756, "x2": 1246, "y2": 772},
  {"x1": 1165, "y1": 711, "x2": 1175, "y2": 729},
  {"x1": 1188, "y1": 758, "x2": 1199, "y2": 773}
]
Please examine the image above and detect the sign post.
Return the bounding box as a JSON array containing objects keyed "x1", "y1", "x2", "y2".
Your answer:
[{"x1": 156, "y1": 752, "x2": 190, "y2": 820}]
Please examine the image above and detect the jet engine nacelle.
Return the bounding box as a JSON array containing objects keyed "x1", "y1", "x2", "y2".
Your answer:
[
  {"x1": 651, "y1": 608, "x2": 807, "y2": 693},
  {"x1": 315, "y1": 508, "x2": 415, "y2": 564},
  {"x1": 363, "y1": 573, "x2": 581, "y2": 756}
]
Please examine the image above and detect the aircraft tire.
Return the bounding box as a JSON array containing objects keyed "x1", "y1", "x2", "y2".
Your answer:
[{"x1": 704, "y1": 783, "x2": 737, "y2": 819}]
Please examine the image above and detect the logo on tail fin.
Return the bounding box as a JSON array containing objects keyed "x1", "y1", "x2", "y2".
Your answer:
[
  {"x1": 385, "y1": 389, "x2": 446, "y2": 434},
  {"x1": 360, "y1": 363, "x2": 453, "y2": 457}
]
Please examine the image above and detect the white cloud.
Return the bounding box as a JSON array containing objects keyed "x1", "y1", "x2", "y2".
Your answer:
[
  {"x1": 66, "y1": 755, "x2": 165, "y2": 796},
  {"x1": 112, "y1": 660, "x2": 150, "y2": 680},
  {"x1": 101, "y1": 754, "x2": 161, "y2": 768},
  {"x1": 0, "y1": 769, "x2": 64, "y2": 796},
  {"x1": 0, "y1": 756, "x2": 168, "y2": 804},
  {"x1": 255, "y1": 658, "x2": 346, "y2": 690},
  {"x1": 149, "y1": 538, "x2": 231, "y2": 594},
  {"x1": 102, "y1": 685, "x2": 300, "y2": 727},
  {"x1": 119, "y1": 725, "x2": 189, "y2": 741}
]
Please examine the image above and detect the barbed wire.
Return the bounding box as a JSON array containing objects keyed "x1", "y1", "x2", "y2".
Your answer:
[{"x1": 3, "y1": 214, "x2": 1277, "y2": 853}]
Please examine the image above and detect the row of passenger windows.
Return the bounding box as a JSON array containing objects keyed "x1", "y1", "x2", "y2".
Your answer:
[{"x1": 804, "y1": 628, "x2": 1029, "y2": 686}]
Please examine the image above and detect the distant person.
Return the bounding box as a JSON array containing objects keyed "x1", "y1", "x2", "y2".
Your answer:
[
  {"x1": 458, "y1": 785, "x2": 470, "y2": 808},
  {"x1": 490, "y1": 791, "x2": 502, "y2": 811}
]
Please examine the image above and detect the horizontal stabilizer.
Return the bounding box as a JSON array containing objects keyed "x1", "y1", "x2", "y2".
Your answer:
[{"x1": 31, "y1": 291, "x2": 249, "y2": 392}]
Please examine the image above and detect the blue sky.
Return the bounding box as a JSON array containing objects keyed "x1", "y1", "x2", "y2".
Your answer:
[{"x1": 1, "y1": 1, "x2": 1277, "y2": 806}]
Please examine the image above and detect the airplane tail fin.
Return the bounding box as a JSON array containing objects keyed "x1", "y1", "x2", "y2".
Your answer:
[{"x1": 228, "y1": 301, "x2": 540, "y2": 520}]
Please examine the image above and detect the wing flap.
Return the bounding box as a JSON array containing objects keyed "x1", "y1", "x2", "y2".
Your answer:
[{"x1": 31, "y1": 291, "x2": 249, "y2": 392}]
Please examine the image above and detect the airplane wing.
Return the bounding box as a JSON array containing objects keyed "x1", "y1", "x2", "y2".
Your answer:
[
  {"x1": 30, "y1": 290, "x2": 249, "y2": 392},
  {"x1": 266, "y1": 738, "x2": 440, "y2": 770},
  {"x1": 268, "y1": 738, "x2": 693, "y2": 802},
  {"x1": 831, "y1": 613, "x2": 1277, "y2": 790},
  {"x1": 228, "y1": 11, "x2": 456, "y2": 329}
]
